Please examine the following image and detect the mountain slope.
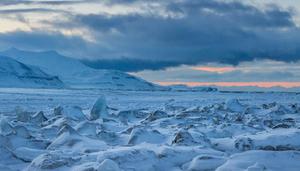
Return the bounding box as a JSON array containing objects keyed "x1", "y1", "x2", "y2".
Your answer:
[
  {"x1": 0, "y1": 56, "x2": 64, "y2": 88},
  {"x1": 0, "y1": 48, "x2": 165, "y2": 90}
]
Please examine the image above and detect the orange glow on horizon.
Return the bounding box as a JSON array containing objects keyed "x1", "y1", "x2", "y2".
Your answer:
[
  {"x1": 191, "y1": 66, "x2": 236, "y2": 73},
  {"x1": 157, "y1": 82, "x2": 300, "y2": 88}
]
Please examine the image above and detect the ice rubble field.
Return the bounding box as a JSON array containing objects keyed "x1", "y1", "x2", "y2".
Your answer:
[{"x1": 1, "y1": 88, "x2": 300, "y2": 171}]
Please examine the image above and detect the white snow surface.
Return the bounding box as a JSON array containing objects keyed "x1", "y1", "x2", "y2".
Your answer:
[{"x1": 0, "y1": 88, "x2": 299, "y2": 170}]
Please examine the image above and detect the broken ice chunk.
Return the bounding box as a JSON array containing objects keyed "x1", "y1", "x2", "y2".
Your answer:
[
  {"x1": 87, "y1": 96, "x2": 108, "y2": 120},
  {"x1": 31, "y1": 111, "x2": 48, "y2": 125},
  {"x1": 0, "y1": 118, "x2": 14, "y2": 136},
  {"x1": 14, "y1": 125, "x2": 32, "y2": 139},
  {"x1": 61, "y1": 106, "x2": 86, "y2": 121},
  {"x1": 128, "y1": 128, "x2": 165, "y2": 145},
  {"x1": 53, "y1": 106, "x2": 63, "y2": 116},
  {"x1": 15, "y1": 107, "x2": 31, "y2": 122},
  {"x1": 48, "y1": 124, "x2": 107, "y2": 153},
  {"x1": 183, "y1": 155, "x2": 226, "y2": 171},
  {"x1": 172, "y1": 130, "x2": 195, "y2": 145},
  {"x1": 97, "y1": 159, "x2": 121, "y2": 171},
  {"x1": 225, "y1": 99, "x2": 246, "y2": 113},
  {"x1": 13, "y1": 147, "x2": 45, "y2": 162},
  {"x1": 75, "y1": 121, "x2": 100, "y2": 138},
  {"x1": 144, "y1": 110, "x2": 168, "y2": 122},
  {"x1": 26, "y1": 152, "x2": 77, "y2": 170},
  {"x1": 234, "y1": 137, "x2": 254, "y2": 151}
]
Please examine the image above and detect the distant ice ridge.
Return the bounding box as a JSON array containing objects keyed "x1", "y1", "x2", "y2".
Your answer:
[
  {"x1": 0, "y1": 56, "x2": 64, "y2": 88},
  {"x1": 0, "y1": 48, "x2": 166, "y2": 90},
  {"x1": 168, "y1": 84, "x2": 218, "y2": 92}
]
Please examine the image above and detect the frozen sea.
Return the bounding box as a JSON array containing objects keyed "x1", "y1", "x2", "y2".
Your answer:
[{"x1": 0, "y1": 88, "x2": 300, "y2": 171}]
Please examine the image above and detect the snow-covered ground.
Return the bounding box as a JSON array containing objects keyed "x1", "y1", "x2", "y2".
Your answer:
[{"x1": 0, "y1": 88, "x2": 300, "y2": 171}]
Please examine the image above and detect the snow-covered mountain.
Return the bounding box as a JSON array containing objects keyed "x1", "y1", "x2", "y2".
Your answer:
[
  {"x1": 0, "y1": 56, "x2": 64, "y2": 88},
  {"x1": 0, "y1": 48, "x2": 165, "y2": 90}
]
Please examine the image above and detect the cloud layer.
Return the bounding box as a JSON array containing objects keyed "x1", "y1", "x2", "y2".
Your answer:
[{"x1": 0, "y1": 0, "x2": 300, "y2": 71}]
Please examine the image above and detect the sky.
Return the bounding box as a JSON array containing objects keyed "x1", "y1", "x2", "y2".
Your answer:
[{"x1": 0, "y1": 0, "x2": 300, "y2": 88}]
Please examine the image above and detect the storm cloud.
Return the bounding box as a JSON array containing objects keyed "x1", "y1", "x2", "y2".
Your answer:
[
  {"x1": 0, "y1": 0, "x2": 300, "y2": 71},
  {"x1": 73, "y1": 0, "x2": 300, "y2": 70}
]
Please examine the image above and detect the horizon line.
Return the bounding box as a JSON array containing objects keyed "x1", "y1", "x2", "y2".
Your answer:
[{"x1": 157, "y1": 81, "x2": 300, "y2": 88}]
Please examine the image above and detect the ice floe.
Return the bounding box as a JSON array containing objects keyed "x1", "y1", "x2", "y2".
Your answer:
[{"x1": 0, "y1": 92, "x2": 300, "y2": 171}]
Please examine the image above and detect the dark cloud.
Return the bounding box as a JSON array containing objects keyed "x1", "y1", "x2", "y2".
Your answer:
[
  {"x1": 71, "y1": 0, "x2": 300, "y2": 70},
  {"x1": 1, "y1": 0, "x2": 300, "y2": 72},
  {"x1": 166, "y1": 0, "x2": 295, "y2": 28},
  {"x1": 81, "y1": 58, "x2": 187, "y2": 72}
]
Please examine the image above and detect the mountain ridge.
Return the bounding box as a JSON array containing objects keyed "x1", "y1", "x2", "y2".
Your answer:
[
  {"x1": 0, "y1": 48, "x2": 166, "y2": 90},
  {"x1": 0, "y1": 55, "x2": 64, "y2": 88}
]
